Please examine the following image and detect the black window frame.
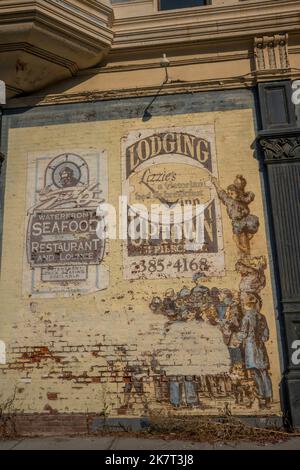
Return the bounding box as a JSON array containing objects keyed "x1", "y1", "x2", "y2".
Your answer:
[{"x1": 158, "y1": 0, "x2": 208, "y2": 12}]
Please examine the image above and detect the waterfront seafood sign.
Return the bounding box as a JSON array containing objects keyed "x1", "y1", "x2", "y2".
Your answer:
[
  {"x1": 121, "y1": 126, "x2": 225, "y2": 279},
  {"x1": 23, "y1": 151, "x2": 109, "y2": 297},
  {"x1": 27, "y1": 210, "x2": 102, "y2": 266}
]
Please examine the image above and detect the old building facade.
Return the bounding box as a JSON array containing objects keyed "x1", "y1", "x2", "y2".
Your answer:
[{"x1": 1, "y1": 0, "x2": 300, "y2": 434}]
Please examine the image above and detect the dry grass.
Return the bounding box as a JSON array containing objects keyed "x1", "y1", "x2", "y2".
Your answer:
[
  {"x1": 147, "y1": 412, "x2": 299, "y2": 445},
  {"x1": 1, "y1": 394, "x2": 299, "y2": 445},
  {"x1": 0, "y1": 388, "x2": 17, "y2": 439}
]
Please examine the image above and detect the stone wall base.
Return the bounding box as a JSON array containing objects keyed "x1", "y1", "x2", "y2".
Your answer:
[{"x1": 4, "y1": 414, "x2": 283, "y2": 437}]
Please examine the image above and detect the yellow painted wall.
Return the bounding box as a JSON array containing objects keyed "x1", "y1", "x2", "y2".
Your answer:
[{"x1": 0, "y1": 108, "x2": 282, "y2": 417}]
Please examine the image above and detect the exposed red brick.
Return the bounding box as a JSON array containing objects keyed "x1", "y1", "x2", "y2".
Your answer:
[
  {"x1": 21, "y1": 346, "x2": 61, "y2": 364},
  {"x1": 47, "y1": 392, "x2": 58, "y2": 400},
  {"x1": 14, "y1": 413, "x2": 90, "y2": 436},
  {"x1": 91, "y1": 377, "x2": 101, "y2": 383}
]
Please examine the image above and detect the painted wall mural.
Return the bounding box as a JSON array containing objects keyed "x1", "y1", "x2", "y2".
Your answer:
[
  {"x1": 117, "y1": 125, "x2": 274, "y2": 413},
  {"x1": 212, "y1": 175, "x2": 259, "y2": 256},
  {"x1": 0, "y1": 111, "x2": 281, "y2": 419},
  {"x1": 122, "y1": 126, "x2": 225, "y2": 279},
  {"x1": 22, "y1": 150, "x2": 109, "y2": 297},
  {"x1": 146, "y1": 173, "x2": 272, "y2": 411}
]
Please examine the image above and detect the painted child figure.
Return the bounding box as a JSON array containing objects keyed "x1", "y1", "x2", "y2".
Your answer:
[{"x1": 211, "y1": 175, "x2": 259, "y2": 255}]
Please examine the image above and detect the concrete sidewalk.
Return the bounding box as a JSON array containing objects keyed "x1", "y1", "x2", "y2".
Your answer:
[{"x1": 0, "y1": 435, "x2": 300, "y2": 450}]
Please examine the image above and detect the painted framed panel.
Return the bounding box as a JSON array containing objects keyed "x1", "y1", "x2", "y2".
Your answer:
[
  {"x1": 122, "y1": 125, "x2": 225, "y2": 280},
  {"x1": 22, "y1": 149, "x2": 109, "y2": 297}
]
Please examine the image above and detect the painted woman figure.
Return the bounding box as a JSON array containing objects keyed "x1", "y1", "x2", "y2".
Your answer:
[
  {"x1": 211, "y1": 175, "x2": 259, "y2": 255},
  {"x1": 238, "y1": 292, "x2": 273, "y2": 409},
  {"x1": 236, "y1": 256, "x2": 267, "y2": 303}
]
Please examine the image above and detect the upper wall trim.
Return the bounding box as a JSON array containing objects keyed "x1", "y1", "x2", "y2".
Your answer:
[
  {"x1": 111, "y1": 0, "x2": 300, "y2": 50},
  {"x1": 5, "y1": 70, "x2": 294, "y2": 109}
]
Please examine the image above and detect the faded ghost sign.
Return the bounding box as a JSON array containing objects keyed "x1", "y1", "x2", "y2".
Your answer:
[
  {"x1": 23, "y1": 150, "x2": 109, "y2": 297},
  {"x1": 122, "y1": 126, "x2": 225, "y2": 279}
]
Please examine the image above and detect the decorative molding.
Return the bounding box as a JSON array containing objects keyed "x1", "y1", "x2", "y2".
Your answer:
[
  {"x1": 1, "y1": 76, "x2": 255, "y2": 108},
  {"x1": 0, "y1": 43, "x2": 79, "y2": 76},
  {"x1": 112, "y1": 1, "x2": 300, "y2": 50},
  {"x1": 0, "y1": 2, "x2": 114, "y2": 48},
  {"x1": 254, "y1": 34, "x2": 290, "y2": 72},
  {"x1": 78, "y1": 51, "x2": 251, "y2": 76},
  {"x1": 0, "y1": 0, "x2": 114, "y2": 97},
  {"x1": 259, "y1": 132, "x2": 300, "y2": 163},
  {"x1": 6, "y1": 68, "x2": 299, "y2": 109},
  {"x1": 2, "y1": 0, "x2": 300, "y2": 101}
]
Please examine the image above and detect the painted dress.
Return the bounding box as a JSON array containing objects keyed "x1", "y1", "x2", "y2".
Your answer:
[
  {"x1": 217, "y1": 189, "x2": 259, "y2": 235},
  {"x1": 238, "y1": 309, "x2": 270, "y2": 370}
]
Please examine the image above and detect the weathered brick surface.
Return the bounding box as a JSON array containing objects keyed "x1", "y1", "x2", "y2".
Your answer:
[
  {"x1": 0, "y1": 98, "x2": 282, "y2": 432},
  {"x1": 14, "y1": 414, "x2": 90, "y2": 436}
]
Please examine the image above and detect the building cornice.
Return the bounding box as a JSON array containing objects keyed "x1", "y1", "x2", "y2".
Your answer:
[
  {"x1": 0, "y1": 0, "x2": 114, "y2": 97},
  {"x1": 0, "y1": 1, "x2": 114, "y2": 48},
  {"x1": 111, "y1": 0, "x2": 300, "y2": 51},
  {"x1": 2, "y1": 0, "x2": 300, "y2": 102},
  {"x1": 5, "y1": 67, "x2": 299, "y2": 109}
]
